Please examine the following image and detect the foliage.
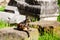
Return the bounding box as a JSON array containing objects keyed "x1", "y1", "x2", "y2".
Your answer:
[
  {"x1": 58, "y1": 0, "x2": 60, "y2": 4},
  {"x1": 57, "y1": 15, "x2": 60, "y2": 22},
  {"x1": 57, "y1": 0, "x2": 60, "y2": 22},
  {"x1": 58, "y1": 0, "x2": 60, "y2": 6}
]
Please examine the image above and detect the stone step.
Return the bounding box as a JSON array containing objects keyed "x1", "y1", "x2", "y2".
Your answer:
[{"x1": 40, "y1": 13, "x2": 59, "y2": 18}]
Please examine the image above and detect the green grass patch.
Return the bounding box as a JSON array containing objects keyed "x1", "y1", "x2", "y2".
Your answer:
[
  {"x1": 38, "y1": 32, "x2": 60, "y2": 40},
  {"x1": 0, "y1": 6, "x2": 5, "y2": 11},
  {"x1": 0, "y1": 19, "x2": 10, "y2": 29},
  {"x1": 0, "y1": 19, "x2": 17, "y2": 29}
]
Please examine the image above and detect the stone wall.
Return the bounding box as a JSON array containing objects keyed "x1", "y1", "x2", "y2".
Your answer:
[
  {"x1": 41, "y1": 0, "x2": 58, "y2": 15},
  {"x1": 16, "y1": 0, "x2": 58, "y2": 20}
]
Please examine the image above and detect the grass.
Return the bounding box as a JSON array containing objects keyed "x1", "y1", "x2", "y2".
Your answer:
[
  {"x1": 0, "y1": 6, "x2": 5, "y2": 11},
  {"x1": 38, "y1": 32, "x2": 60, "y2": 40},
  {"x1": 0, "y1": 19, "x2": 10, "y2": 29},
  {"x1": 0, "y1": 19, "x2": 17, "y2": 29},
  {"x1": 29, "y1": 25, "x2": 60, "y2": 40}
]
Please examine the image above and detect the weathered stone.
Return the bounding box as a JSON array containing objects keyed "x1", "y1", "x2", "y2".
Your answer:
[
  {"x1": 29, "y1": 20, "x2": 60, "y2": 27},
  {"x1": 0, "y1": 27, "x2": 39, "y2": 40},
  {"x1": 0, "y1": 27, "x2": 28, "y2": 40},
  {"x1": 0, "y1": 6, "x2": 26, "y2": 24},
  {"x1": 16, "y1": 0, "x2": 58, "y2": 21}
]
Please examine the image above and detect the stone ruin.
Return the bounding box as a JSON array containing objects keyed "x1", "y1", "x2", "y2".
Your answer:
[
  {"x1": 37, "y1": 0, "x2": 58, "y2": 14},
  {"x1": 0, "y1": 0, "x2": 59, "y2": 22},
  {"x1": 16, "y1": 0, "x2": 59, "y2": 21}
]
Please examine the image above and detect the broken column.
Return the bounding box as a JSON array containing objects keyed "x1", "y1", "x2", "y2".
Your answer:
[{"x1": 40, "y1": 0, "x2": 59, "y2": 21}]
